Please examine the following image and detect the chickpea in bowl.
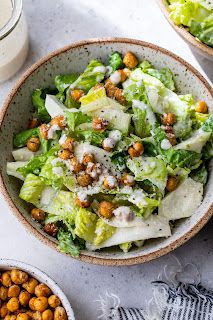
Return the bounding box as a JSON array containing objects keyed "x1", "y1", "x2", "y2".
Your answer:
[{"x1": 0, "y1": 259, "x2": 75, "y2": 320}]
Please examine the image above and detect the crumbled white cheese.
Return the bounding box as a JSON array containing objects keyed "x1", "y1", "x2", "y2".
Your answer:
[
  {"x1": 87, "y1": 162, "x2": 102, "y2": 179},
  {"x1": 77, "y1": 191, "x2": 88, "y2": 202},
  {"x1": 129, "y1": 190, "x2": 147, "y2": 207},
  {"x1": 161, "y1": 138, "x2": 172, "y2": 150},
  {"x1": 113, "y1": 206, "x2": 134, "y2": 221},
  {"x1": 110, "y1": 70, "x2": 121, "y2": 84},
  {"x1": 93, "y1": 66, "x2": 106, "y2": 73},
  {"x1": 52, "y1": 166, "x2": 64, "y2": 177},
  {"x1": 105, "y1": 175, "x2": 117, "y2": 188},
  {"x1": 108, "y1": 130, "x2": 122, "y2": 142},
  {"x1": 47, "y1": 124, "x2": 60, "y2": 139},
  {"x1": 103, "y1": 138, "x2": 116, "y2": 149},
  {"x1": 59, "y1": 133, "x2": 67, "y2": 145}
]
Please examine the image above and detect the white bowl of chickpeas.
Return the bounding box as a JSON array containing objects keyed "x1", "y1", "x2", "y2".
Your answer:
[{"x1": 0, "y1": 259, "x2": 75, "y2": 320}]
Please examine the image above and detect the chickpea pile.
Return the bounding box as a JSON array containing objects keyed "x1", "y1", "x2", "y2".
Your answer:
[{"x1": 0, "y1": 269, "x2": 67, "y2": 320}]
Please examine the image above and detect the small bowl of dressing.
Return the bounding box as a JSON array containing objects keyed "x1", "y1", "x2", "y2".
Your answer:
[{"x1": 0, "y1": 0, "x2": 29, "y2": 82}]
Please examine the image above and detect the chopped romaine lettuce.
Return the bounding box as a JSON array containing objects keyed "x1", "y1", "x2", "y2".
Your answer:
[
  {"x1": 12, "y1": 147, "x2": 42, "y2": 161},
  {"x1": 76, "y1": 130, "x2": 106, "y2": 146},
  {"x1": 6, "y1": 161, "x2": 27, "y2": 181},
  {"x1": 54, "y1": 74, "x2": 78, "y2": 92},
  {"x1": 13, "y1": 128, "x2": 39, "y2": 148},
  {"x1": 119, "y1": 242, "x2": 132, "y2": 253},
  {"x1": 108, "y1": 51, "x2": 124, "y2": 72},
  {"x1": 19, "y1": 174, "x2": 45, "y2": 206},
  {"x1": 70, "y1": 60, "x2": 106, "y2": 92},
  {"x1": 32, "y1": 88, "x2": 57, "y2": 122},
  {"x1": 93, "y1": 219, "x2": 115, "y2": 245},
  {"x1": 74, "y1": 208, "x2": 98, "y2": 243},
  {"x1": 132, "y1": 100, "x2": 156, "y2": 138},
  {"x1": 159, "y1": 178, "x2": 203, "y2": 220},
  {"x1": 79, "y1": 86, "x2": 106, "y2": 106},
  {"x1": 57, "y1": 228, "x2": 85, "y2": 257},
  {"x1": 127, "y1": 157, "x2": 168, "y2": 192},
  {"x1": 174, "y1": 128, "x2": 211, "y2": 153},
  {"x1": 190, "y1": 164, "x2": 208, "y2": 184},
  {"x1": 65, "y1": 110, "x2": 91, "y2": 132}
]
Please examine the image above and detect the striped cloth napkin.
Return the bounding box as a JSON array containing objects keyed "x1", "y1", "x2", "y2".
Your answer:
[{"x1": 97, "y1": 258, "x2": 213, "y2": 320}]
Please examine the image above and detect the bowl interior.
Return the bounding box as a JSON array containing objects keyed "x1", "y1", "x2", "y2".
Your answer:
[
  {"x1": 0, "y1": 39, "x2": 212, "y2": 265},
  {"x1": 0, "y1": 259, "x2": 75, "y2": 319}
]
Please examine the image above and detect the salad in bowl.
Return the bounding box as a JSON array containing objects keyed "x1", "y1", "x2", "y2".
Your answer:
[{"x1": 6, "y1": 50, "x2": 213, "y2": 257}]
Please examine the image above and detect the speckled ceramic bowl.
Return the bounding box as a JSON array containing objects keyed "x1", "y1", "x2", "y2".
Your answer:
[
  {"x1": 0, "y1": 258, "x2": 75, "y2": 319},
  {"x1": 158, "y1": 0, "x2": 213, "y2": 61},
  {"x1": 0, "y1": 38, "x2": 213, "y2": 266}
]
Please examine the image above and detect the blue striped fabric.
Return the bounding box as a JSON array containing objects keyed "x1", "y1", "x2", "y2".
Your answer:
[{"x1": 108, "y1": 283, "x2": 213, "y2": 320}]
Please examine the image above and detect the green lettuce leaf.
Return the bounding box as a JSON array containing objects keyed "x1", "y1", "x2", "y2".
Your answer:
[
  {"x1": 32, "y1": 88, "x2": 57, "y2": 122},
  {"x1": 74, "y1": 208, "x2": 98, "y2": 243},
  {"x1": 144, "y1": 67, "x2": 175, "y2": 91},
  {"x1": 76, "y1": 130, "x2": 106, "y2": 146},
  {"x1": 65, "y1": 110, "x2": 91, "y2": 132},
  {"x1": 127, "y1": 156, "x2": 168, "y2": 192},
  {"x1": 70, "y1": 60, "x2": 106, "y2": 92},
  {"x1": 93, "y1": 219, "x2": 116, "y2": 246},
  {"x1": 17, "y1": 145, "x2": 60, "y2": 177},
  {"x1": 19, "y1": 174, "x2": 45, "y2": 206},
  {"x1": 54, "y1": 74, "x2": 78, "y2": 92},
  {"x1": 108, "y1": 51, "x2": 124, "y2": 72},
  {"x1": 13, "y1": 128, "x2": 39, "y2": 148},
  {"x1": 119, "y1": 242, "x2": 132, "y2": 253},
  {"x1": 57, "y1": 228, "x2": 85, "y2": 257},
  {"x1": 190, "y1": 164, "x2": 208, "y2": 184},
  {"x1": 132, "y1": 100, "x2": 156, "y2": 138}
]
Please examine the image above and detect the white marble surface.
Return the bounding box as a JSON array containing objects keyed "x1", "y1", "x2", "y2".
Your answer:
[{"x1": 0, "y1": 1, "x2": 212, "y2": 319}]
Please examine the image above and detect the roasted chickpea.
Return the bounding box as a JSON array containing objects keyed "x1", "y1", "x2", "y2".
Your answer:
[
  {"x1": 26, "y1": 310, "x2": 34, "y2": 318},
  {"x1": 0, "y1": 286, "x2": 8, "y2": 300},
  {"x1": 8, "y1": 285, "x2": 21, "y2": 298},
  {"x1": 98, "y1": 201, "x2": 115, "y2": 219},
  {"x1": 105, "y1": 79, "x2": 117, "y2": 98},
  {"x1": 61, "y1": 137, "x2": 75, "y2": 152},
  {"x1": 5, "y1": 315, "x2": 17, "y2": 320},
  {"x1": 82, "y1": 153, "x2": 95, "y2": 165},
  {"x1": 163, "y1": 125, "x2": 173, "y2": 133},
  {"x1": 34, "y1": 284, "x2": 51, "y2": 298},
  {"x1": 31, "y1": 208, "x2": 46, "y2": 222},
  {"x1": 7, "y1": 297, "x2": 19, "y2": 312},
  {"x1": 19, "y1": 291, "x2": 31, "y2": 307},
  {"x1": 160, "y1": 113, "x2": 176, "y2": 126},
  {"x1": 27, "y1": 137, "x2": 40, "y2": 152},
  {"x1": 33, "y1": 297, "x2": 48, "y2": 313},
  {"x1": 85, "y1": 163, "x2": 102, "y2": 179},
  {"x1": 54, "y1": 307, "x2": 67, "y2": 320},
  {"x1": 32, "y1": 311, "x2": 42, "y2": 320},
  {"x1": 70, "y1": 89, "x2": 84, "y2": 102},
  {"x1": 42, "y1": 309, "x2": 53, "y2": 320},
  {"x1": 123, "y1": 52, "x2": 138, "y2": 69},
  {"x1": 39, "y1": 124, "x2": 49, "y2": 140},
  {"x1": 117, "y1": 69, "x2": 127, "y2": 82},
  {"x1": 103, "y1": 176, "x2": 117, "y2": 189},
  {"x1": 128, "y1": 141, "x2": 144, "y2": 158},
  {"x1": 77, "y1": 174, "x2": 93, "y2": 187},
  {"x1": 22, "y1": 278, "x2": 38, "y2": 294},
  {"x1": 114, "y1": 88, "x2": 127, "y2": 105},
  {"x1": 195, "y1": 101, "x2": 208, "y2": 113},
  {"x1": 28, "y1": 118, "x2": 39, "y2": 129},
  {"x1": 11, "y1": 270, "x2": 28, "y2": 285},
  {"x1": 48, "y1": 295, "x2": 61, "y2": 309},
  {"x1": 16, "y1": 313, "x2": 30, "y2": 320},
  {"x1": 2, "y1": 272, "x2": 12, "y2": 287},
  {"x1": 92, "y1": 117, "x2": 109, "y2": 132},
  {"x1": 69, "y1": 157, "x2": 84, "y2": 174},
  {"x1": 75, "y1": 196, "x2": 91, "y2": 208},
  {"x1": 166, "y1": 176, "x2": 179, "y2": 192},
  {"x1": 0, "y1": 303, "x2": 9, "y2": 318},
  {"x1": 166, "y1": 132, "x2": 177, "y2": 146},
  {"x1": 50, "y1": 116, "x2": 66, "y2": 130},
  {"x1": 29, "y1": 297, "x2": 37, "y2": 311},
  {"x1": 58, "y1": 149, "x2": 72, "y2": 160},
  {"x1": 120, "y1": 174, "x2": 135, "y2": 187},
  {"x1": 43, "y1": 223, "x2": 58, "y2": 237}
]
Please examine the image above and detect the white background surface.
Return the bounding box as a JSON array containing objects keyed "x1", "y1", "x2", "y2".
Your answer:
[{"x1": 0, "y1": 1, "x2": 212, "y2": 319}]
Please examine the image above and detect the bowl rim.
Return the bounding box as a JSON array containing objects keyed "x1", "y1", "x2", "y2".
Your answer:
[
  {"x1": 0, "y1": 37, "x2": 213, "y2": 266},
  {"x1": 157, "y1": 0, "x2": 213, "y2": 58},
  {"x1": 0, "y1": 258, "x2": 75, "y2": 319}
]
